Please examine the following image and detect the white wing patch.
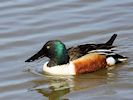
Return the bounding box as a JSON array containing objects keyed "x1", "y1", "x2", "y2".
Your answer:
[{"x1": 88, "y1": 49, "x2": 115, "y2": 55}]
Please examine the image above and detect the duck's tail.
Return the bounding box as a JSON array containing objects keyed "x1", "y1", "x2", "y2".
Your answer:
[
  {"x1": 106, "y1": 34, "x2": 117, "y2": 45},
  {"x1": 106, "y1": 53, "x2": 127, "y2": 66},
  {"x1": 88, "y1": 49, "x2": 127, "y2": 66}
]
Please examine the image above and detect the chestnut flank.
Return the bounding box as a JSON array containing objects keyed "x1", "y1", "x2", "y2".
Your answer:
[{"x1": 73, "y1": 53, "x2": 107, "y2": 74}]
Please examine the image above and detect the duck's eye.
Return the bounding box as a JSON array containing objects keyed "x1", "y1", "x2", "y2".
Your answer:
[{"x1": 46, "y1": 45, "x2": 50, "y2": 49}]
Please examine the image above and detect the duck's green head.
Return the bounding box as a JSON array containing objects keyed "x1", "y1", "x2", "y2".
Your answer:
[{"x1": 25, "y1": 40, "x2": 70, "y2": 67}]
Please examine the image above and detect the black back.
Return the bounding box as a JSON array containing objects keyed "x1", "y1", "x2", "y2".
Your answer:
[{"x1": 68, "y1": 34, "x2": 117, "y2": 60}]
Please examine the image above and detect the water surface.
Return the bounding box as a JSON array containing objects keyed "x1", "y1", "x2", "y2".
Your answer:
[{"x1": 0, "y1": 0, "x2": 133, "y2": 100}]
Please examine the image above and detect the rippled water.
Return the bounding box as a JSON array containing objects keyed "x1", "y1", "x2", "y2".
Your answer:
[{"x1": 0, "y1": 0, "x2": 133, "y2": 100}]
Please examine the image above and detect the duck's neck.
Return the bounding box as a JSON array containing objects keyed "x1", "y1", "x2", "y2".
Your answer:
[
  {"x1": 48, "y1": 56, "x2": 69, "y2": 67},
  {"x1": 47, "y1": 42, "x2": 70, "y2": 67}
]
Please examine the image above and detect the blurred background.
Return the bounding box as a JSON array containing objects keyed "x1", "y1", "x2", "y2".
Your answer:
[{"x1": 0, "y1": 0, "x2": 133, "y2": 100}]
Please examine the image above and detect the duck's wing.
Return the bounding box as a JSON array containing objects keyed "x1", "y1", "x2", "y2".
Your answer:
[
  {"x1": 68, "y1": 34, "x2": 117, "y2": 61},
  {"x1": 78, "y1": 34, "x2": 117, "y2": 52}
]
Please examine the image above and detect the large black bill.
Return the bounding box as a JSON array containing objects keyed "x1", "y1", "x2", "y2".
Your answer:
[{"x1": 25, "y1": 49, "x2": 45, "y2": 62}]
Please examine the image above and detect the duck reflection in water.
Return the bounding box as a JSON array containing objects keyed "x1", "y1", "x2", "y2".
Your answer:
[
  {"x1": 30, "y1": 70, "x2": 112, "y2": 100},
  {"x1": 36, "y1": 87, "x2": 70, "y2": 100},
  {"x1": 31, "y1": 76, "x2": 73, "y2": 100}
]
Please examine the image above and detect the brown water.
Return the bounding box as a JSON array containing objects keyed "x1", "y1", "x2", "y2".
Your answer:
[{"x1": 0, "y1": 0, "x2": 133, "y2": 100}]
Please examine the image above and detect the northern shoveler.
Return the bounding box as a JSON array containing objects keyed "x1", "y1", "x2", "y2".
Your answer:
[{"x1": 25, "y1": 34, "x2": 127, "y2": 75}]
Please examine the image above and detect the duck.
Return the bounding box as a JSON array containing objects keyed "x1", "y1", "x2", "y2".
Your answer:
[{"x1": 25, "y1": 34, "x2": 127, "y2": 75}]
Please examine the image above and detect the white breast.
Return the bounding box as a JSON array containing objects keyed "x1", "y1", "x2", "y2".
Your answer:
[{"x1": 43, "y1": 61, "x2": 76, "y2": 75}]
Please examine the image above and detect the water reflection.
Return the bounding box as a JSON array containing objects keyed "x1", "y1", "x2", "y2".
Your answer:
[
  {"x1": 30, "y1": 69, "x2": 111, "y2": 100},
  {"x1": 31, "y1": 75, "x2": 73, "y2": 100},
  {"x1": 36, "y1": 87, "x2": 70, "y2": 100}
]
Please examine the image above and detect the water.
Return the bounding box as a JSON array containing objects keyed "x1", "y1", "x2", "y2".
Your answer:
[{"x1": 0, "y1": 0, "x2": 133, "y2": 100}]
